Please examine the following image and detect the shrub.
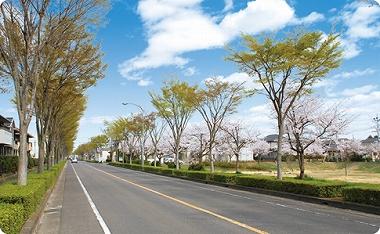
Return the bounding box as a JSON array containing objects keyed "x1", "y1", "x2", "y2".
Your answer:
[
  {"x1": 173, "y1": 170, "x2": 187, "y2": 177},
  {"x1": 212, "y1": 173, "x2": 237, "y2": 184},
  {"x1": 235, "y1": 176, "x2": 345, "y2": 197},
  {"x1": 0, "y1": 156, "x2": 18, "y2": 175},
  {"x1": 343, "y1": 185, "x2": 380, "y2": 206},
  {"x1": 151, "y1": 161, "x2": 161, "y2": 167},
  {"x1": 160, "y1": 168, "x2": 174, "y2": 175},
  {"x1": 186, "y1": 171, "x2": 210, "y2": 181},
  {"x1": 28, "y1": 156, "x2": 38, "y2": 169},
  {"x1": 0, "y1": 160, "x2": 66, "y2": 222},
  {"x1": 0, "y1": 179, "x2": 46, "y2": 218},
  {"x1": 0, "y1": 203, "x2": 24, "y2": 234},
  {"x1": 188, "y1": 163, "x2": 205, "y2": 171},
  {"x1": 166, "y1": 162, "x2": 177, "y2": 169}
]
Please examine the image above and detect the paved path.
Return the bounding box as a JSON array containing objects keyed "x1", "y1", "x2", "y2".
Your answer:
[{"x1": 37, "y1": 162, "x2": 380, "y2": 234}]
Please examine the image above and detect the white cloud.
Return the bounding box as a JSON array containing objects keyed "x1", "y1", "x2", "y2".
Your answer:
[
  {"x1": 332, "y1": 68, "x2": 376, "y2": 79},
  {"x1": 291, "y1": 12, "x2": 325, "y2": 25},
  {"x1": 337, "y1": 2, "x2": 380, "y2": 58},
  {"x1": 223, "y1": 0, "x2": 233, "y2": 12},
  {"x1": 341, "y1": 84, "x2": 378, "y2": 96},
  {"x1": 183, "y1": 66, "x2": 196, "y2": 76},
  {"x1": 206, "y1": 72, "x2": 262, "y2": 90},
  {"x1": 219, "y1": 0, "x2": 294, "y2": 38},
  {"x1": 137, "y1": 79, "x2": 153, "y2": 86},
  {"x1": 119, "y1": 0, "x2": 323, "y2": 81}
]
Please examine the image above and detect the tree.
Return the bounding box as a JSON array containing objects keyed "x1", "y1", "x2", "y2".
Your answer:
[
  {"x1": 35, "y1": 27, "x2": 104, "y2": 172},
  {"x1": 337, "y1": 139, "x2": 364, "y2": 176},
  {"x1": 150, "y1": 80, "x2": 199, "y2": 169},
  {"x1": 148, "y1": 113, "x2": 166, "y2": 167},
  {"x1": 221, "y1": 121, "x2": 254, "y2": 173},
  {"x1": 195, "y1": 78, "x2": 249, "y2": 172},
  {"x1": 130, "y1": 113, "x2": 154, "y2": 166},
  {"x1": 90, "y1": 134, "x2": 109, "y2": 160},
  {"x1": 285, "y1": 96, "x2": 349, "y2": 179},
  {"x1": 228, "y1": 32, "x2": 343, "y2": 179},
  {"x1": 0, "y1": 0, "x2": 107, "y2": 185},
  {"x1": 182, "y1": 123, "x2": 210, "y2": 164},
  {"x1": 250, "y1": 138, "x2": 271, "y2": 163}
]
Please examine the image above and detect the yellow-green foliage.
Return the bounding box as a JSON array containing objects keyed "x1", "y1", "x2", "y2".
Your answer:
[
  {"x1": 0, "y1": 203, "x2": 24, "y2": 234},
  {"x1": 0, "y1": 161, "x2": 66, "y2": 232}
]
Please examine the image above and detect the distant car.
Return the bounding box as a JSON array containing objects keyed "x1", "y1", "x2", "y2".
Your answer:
[
  {"x1": 163, "y1": 156, "x2": 183, "y2": 165},
  {"x1": 71, "y1": 157, "x2": 78, "y2": 163}
]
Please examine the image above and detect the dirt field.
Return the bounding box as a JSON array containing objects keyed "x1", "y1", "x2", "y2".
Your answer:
[{"x1": 216, "y1": 162, "x2": 380, "y2": 184}]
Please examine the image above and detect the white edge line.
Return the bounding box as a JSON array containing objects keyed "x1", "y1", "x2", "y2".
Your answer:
[{"x1": 71, "y1": 164, "x2": 111, "y2": 234}]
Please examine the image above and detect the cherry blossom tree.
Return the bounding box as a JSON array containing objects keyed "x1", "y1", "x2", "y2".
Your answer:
[
  {"x1": 250, "y1": 138, "x2": 271, "y2": 163},
  {"x1": 148, "y1": 113, "x2": 167, "y2": 166},
  {"x1": 221, "y1": 120, "x2": 255, "y2": 173},
  {"x1": 337, "y1": 139, "x2": 364, "y2": 176},
  {"x1": 363, "y1": 143, "x2": 380, "y2": 162},
  {"x1": 285, "y1": 96, "x2": 349, "y2": 179},
  {"x1": 182, "y1": 123, "x2": 210, "y2": 164},
  {"x1": 195, "y1": 78, "x2": 249, "y2": 172}
]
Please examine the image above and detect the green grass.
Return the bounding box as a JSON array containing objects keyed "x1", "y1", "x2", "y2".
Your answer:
[
  {"x1": 357, "y1": 162, "x2": 380, "y2": 173},
  {"x1": 0, "y1": 160, "x2": 66, "y2": 233}
]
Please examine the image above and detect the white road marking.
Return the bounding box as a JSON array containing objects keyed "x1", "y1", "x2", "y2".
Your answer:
[
  {"x1": 87, "y1": 164, "x2": 268, "y2": 234},
  {"x1": 71, "y1": 164, "x2": 111, "y2": 234},
  {"x1": 103, "y1": 164, "x2": 380, "y2": 228}
]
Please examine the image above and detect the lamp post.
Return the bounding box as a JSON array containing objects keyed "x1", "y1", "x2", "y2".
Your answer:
[{"x1": 122, "y1": 102, "x2": 146, "y2": 167}]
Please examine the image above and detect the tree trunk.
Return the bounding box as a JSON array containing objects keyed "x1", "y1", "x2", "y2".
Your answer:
[
  {"x1": 37, "y1": 136, "x2": 45, "y2": 173},
  {"x1": 276, "y1": 121, "x2": 284, "y2": 180},
  {"x1": 209, "y1": 145, "x2": 214, "y2": 173},
  {"x1": 345, "y1": 155, "x2": 348, "y2": 177},
  {"x1": 235, "y1": 153, "x2": 239, "y2": 173},
  {"x1": 298, "y1": 152, "x2": 305, "y2": 179},
  {"x1": 17, "y1": 121, "x2": 29, "y2": 185},
  {"x1": 175, "y1": 149, "x2": 180, "y2": 170},
  {"x1": 140, "y1": 138, "x2": 144, "y2": 167},
  {"x1": 154, "y1": 148, "x2": 157, "y2": 167}
]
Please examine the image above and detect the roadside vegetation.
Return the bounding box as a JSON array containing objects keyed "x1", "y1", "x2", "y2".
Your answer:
[
  {"x1": 109, "y1": 162, "x2": 379, "y2": 207},
  {"x1": 0, "y1": 161, "x2": 66, "y2": 234}
]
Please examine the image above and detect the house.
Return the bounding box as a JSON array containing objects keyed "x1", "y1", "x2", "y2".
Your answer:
[
  {"x1": 0, "y1": 115, "x2": 14, "y2": 155},
  {"x1": 262, "y1": 134, "x2": 283, "y2": 160},
  {"x1": 94, "y1": 148, "x2": 110, "y2": 162},
  {"x1": 361, "y1": 135, "x2": 380, "y2": 162},
  {"x1": 0, "y1": 115, "x2": 34, "y2": 156}
]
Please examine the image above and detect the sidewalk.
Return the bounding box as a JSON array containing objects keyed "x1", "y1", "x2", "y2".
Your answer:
[{"x1": 34, "y1": 166, "x2": 66, "y2": 234}]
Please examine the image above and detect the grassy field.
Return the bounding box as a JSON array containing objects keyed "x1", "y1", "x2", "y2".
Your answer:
[{"x1": 197, "y1": 161, "x2": 380, "y2": 184}]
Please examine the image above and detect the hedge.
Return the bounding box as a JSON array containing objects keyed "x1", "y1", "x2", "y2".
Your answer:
[
  {"x1": 0, "y1": 203, "x2": 24, "y2": 234},
  {"x1": 0, "y1": 156, "x2": 39, "y2": 176},
  {"x1": 108, "y1": 162, "x2": 347, "y2": 198},
  {"x1": 235, "y1": 176, "x2": 345, "y2": 198},
  {"x1": 0, "y1": 160, "x2": 66, "y2": 233},
  {"x1": 108, "y1": 162, "x2": 380, "y2": 205},
  {"x1": 343, "y1": 184, "x2": 380, "y2": 206}
]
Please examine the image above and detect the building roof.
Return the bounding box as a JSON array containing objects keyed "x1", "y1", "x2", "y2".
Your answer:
[
  {"x1": 264, "y1": 134, "x2": 279, "y2": 142},
  {"x1": 0, "y1": 115, "x2": 11, "y2": 125},
  {"x1": 361, "y1": 135, "x2": 379, "y2": 144}
]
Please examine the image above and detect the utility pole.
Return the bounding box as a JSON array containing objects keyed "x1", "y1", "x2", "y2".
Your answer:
[{"x1": 122, "y1": 102, "x2": 146, "y2": 167}]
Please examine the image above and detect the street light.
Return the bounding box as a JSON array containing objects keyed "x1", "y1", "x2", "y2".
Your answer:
[{"x1": 122, "y1": 102, "x2": 146, "y2": 167}]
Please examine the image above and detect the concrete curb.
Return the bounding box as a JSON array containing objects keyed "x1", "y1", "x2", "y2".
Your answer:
[
  {"x1": 20, "y1": 162, "x2": 67, "y2": 234},
  {"x1": 109, "y1": 164, "x2": 380, "y2": 216}
]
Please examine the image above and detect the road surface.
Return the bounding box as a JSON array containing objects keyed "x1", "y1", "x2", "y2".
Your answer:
[{"x1": 37, "y1": 162, "x2": 380, "y2": 234}]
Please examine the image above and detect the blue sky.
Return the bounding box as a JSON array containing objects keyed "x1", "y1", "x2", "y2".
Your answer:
[{"x1": 1, "y1": 0, "x2": 380, "y2": 147}]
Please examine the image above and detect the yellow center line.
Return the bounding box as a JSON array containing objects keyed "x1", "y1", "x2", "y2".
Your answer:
[{"x1": 86, "y1": 164, "x2": 269, "y2": 234}]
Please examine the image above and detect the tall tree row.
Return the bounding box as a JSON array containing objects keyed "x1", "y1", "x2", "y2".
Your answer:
[{"x1": 0, "y1": 0, "x2": 107, "y2": 185}]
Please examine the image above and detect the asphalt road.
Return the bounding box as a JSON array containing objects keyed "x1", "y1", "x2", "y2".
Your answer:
[{"x1": 49, "y1": 162, "x2": 380, "y2": 234}]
